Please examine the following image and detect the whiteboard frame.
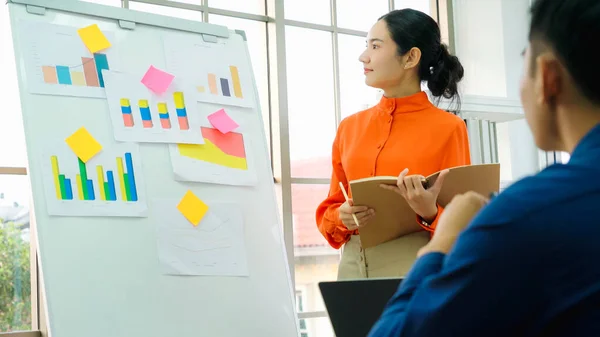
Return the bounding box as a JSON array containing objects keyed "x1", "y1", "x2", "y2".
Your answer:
[{"x1": 7, "y1": 0, "x2": 230, "y2": 38}]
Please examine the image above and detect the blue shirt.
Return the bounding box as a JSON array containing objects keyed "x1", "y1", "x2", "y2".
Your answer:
[{"x1": 368, "y1": 124, "x2": 600, "y2": 337}]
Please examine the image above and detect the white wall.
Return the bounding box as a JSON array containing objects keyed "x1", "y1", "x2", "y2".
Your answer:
[{"x1": 453, "y1": 0, "x2": 540, "y2": 181}]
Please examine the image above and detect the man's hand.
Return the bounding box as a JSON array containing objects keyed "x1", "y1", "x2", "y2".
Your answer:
[{"x1": 418, "y1": 191, "x2": 489, "y2": 256}]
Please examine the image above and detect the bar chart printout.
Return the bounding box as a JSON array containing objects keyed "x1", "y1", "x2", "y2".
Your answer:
[
  {"x1": 43, "y1": 144, "x2": 147, "y2": 217},
  {"x1": 163, "y1": 37, "x2": 255, "y2": 108},
  {"x1": 19, "y1": 21, "x2": 118, "y2": 98},
  {"x1": 103, "y1": 70, "x2": 204, "y2": 144},
  {"x1": 41, "y1": 53, "x2": 110, "y2": 88}
]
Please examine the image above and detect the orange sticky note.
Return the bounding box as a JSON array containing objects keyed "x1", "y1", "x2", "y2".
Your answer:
[
  {"x1": 77, "y1": 24, "x2": 111, "y2": 54},
  {"x1": 177, "y1": 190, "x2": 209, "y2": 226},
  {"x1": 65, "y1": 127, "x2": 102, "y2": 163}
]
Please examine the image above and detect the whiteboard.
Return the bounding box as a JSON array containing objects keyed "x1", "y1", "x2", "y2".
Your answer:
[{"x1": 6, "y1": 1, "x2": 299, "y2": 336}]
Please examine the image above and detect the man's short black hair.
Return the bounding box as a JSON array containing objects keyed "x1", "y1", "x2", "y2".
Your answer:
[{"x1": 529, "y1": 0, "x2": 600, "y2": 105}]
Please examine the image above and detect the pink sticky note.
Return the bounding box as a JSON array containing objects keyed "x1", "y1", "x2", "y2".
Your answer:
[
  {"x1": 141, "y1": 66, "x2": 174, "y2": 94},
  {"x1": 207, "y1": 109, "x2": 239, "y2": 134}
]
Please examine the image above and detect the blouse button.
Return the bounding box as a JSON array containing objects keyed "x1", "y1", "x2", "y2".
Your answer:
[{"x1": 377, "y1": 144, "x2": 382, "y2": 149}]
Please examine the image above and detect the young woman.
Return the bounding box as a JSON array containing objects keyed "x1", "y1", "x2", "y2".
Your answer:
[{"x1": 316, "y1": 9, "x2": 471, "y2": 280}]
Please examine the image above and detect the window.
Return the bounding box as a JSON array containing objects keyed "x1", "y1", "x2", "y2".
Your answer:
[
  {"x1": 80, "y1": 0, "x2": 121, "y2": 6},
  {"x1": 394, "y1": 0, "x2": 433, "y2": 15},
  {"x1": 338, "y1": 34, "x2": 381, "y2": 119},
  {"x1": 292, "y1": 184, "x2": 340, "y2": 321},
  {"x1": 128, "y1": 1, "x2": 204, "y2": 20},
  {"x1": 206, "y1": 0, "x2": 265, "y2": 15},
  {"x1": 0, "y1": 9, "x2": 27, "y2": 168},
  {"x1": 0, "y1": 5, "x2": 33, "y2": 333},
  {"x1": 295, "y1": 289, "x2": 309, "y2": 335},
  {"x1": 284, "y1": 0, "x2": 331, "y2": 25},
  {"x1": 2, "y1": 1, "x2": 456, "y2": 335},
  {"x1": 285, "y1": 27, "x2": 336, "y2": 179},
  {"x1": 337, "y1": 0, "x2": 388, "y2": 32},
  {"x1": 0, "y1": 175, "x2": 32, "y2": 332}
]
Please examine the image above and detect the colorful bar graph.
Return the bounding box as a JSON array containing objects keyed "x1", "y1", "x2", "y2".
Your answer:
[
  {"x1": 173, "y1": 92, "x2": 189, "y2": 130},
  {"x1": 120, "y1": 99, "x2": 134, "y2": 127},
  {"x1": 157, "y1": 103, "x2": 171, "y2": 129},
  {"x1": 197, "y1": 86, "x2": 206, "y2": 93},
  {"x1": 49, "y1": 152, "x2": 138, "y2": 203},
  {"x1": 208, "y1": 73, "x2": 218, "y2": 94},
  {"x1": 230, "y1": 66, "x2": 243, "y2": 98},
  {"x1": 220, "y1": 78, "x2": 231, "y2": 97},
  {"x1": 94, "y1": 53, "x2": 109, "y2": 88},
  {"x1": 56, "y1": 66, "x2": 72, "y2": 85},
  {"x1": 42, "y1": 53, "x2": 109, "y2": 87},
  {"x1": 82, "y1": 57, "x2": 100, "y2": 87},
  {"x1": 139, "y1": 99, "x2": 153, "y2": 128},
  {"x1": 42, "y1": 66, "x2": 58, "y2": 84}
]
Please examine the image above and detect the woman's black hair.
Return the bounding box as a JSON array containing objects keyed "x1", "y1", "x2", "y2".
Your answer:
[
  {"x1": 379, "y1": 9, "x2": 464, "y2": 109},
  {"x1": 529, "y1": 0, "x2": 600, "y2": 105}
]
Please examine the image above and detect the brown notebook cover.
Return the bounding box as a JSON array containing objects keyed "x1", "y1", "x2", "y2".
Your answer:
[{"x1": 349, "y1": 164, "x2": 500, "y2": 248}]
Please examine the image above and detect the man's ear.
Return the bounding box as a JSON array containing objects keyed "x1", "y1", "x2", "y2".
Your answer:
[{"x1": 536, "y1": 53, "x2": 562, "y2": 107}]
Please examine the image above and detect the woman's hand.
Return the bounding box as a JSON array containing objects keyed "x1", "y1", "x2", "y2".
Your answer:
[
  {"x1": 418, "y1": 191, "x2": 489, "y2": 256},
  {"x1": 338, "y1": 199, "x2": 374, "y2": 230},
  {"x1": 380, "y1": 168, "x2": 449, "y2": 221}
]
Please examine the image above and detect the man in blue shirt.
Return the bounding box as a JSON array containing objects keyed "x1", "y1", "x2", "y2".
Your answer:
[{"x1": 368, "y1": 0, "x2": 600, "y2": 336}]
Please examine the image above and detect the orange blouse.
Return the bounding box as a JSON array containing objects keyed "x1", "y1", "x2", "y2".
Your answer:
[{"x1": 315, "y1": 91, "x2": 471, "y2": 249}]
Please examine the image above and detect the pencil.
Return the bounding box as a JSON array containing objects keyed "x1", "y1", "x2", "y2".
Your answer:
[{"x1": 338, "y1": 182, "x2": 360, "y2": 226}]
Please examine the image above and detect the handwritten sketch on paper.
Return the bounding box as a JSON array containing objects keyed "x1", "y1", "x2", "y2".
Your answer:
[
  {"x1": 18, "y1": 21, "x2": 119, "y2": 98},
  {"x1": 155, "y1": 200, "x2": 249, "y2": 277},
  {"x1": 163, "y1": 35, "x2": 255, "y2": 109},
  {"x1": 41, "y1": 140, "x2": 148, "y2": 217},
  {"x1": 103, "y1": 70, "x2": 205, "y2": 144}
]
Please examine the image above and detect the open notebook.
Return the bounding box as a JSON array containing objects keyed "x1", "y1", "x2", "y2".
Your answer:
[{"x1": 349, "y1": 164, "x2": 500, "y2": 248}]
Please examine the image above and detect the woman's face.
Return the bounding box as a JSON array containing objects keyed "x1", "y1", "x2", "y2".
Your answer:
[{"x1": 359, "y1": 20, "x2": 406, "y2": 90}]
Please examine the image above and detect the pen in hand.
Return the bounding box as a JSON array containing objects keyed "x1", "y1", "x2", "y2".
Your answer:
[{"x1": 339, "y1": 182, "x2": 360, "y2": 227}]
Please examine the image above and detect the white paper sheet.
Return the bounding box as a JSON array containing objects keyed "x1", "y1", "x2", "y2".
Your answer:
[
  {"x1": 168, "y1": 132, "x2": 258, "y2": 187},
  {"x1": 103, "y1": 70, "x2": 205, "y2": 144},
  {"x1": 18, "y1": 21, "x2": 120, "y2": 98},
  {"x1": 155, "y1": 199, "x2": 249, "y2": 277},
  {"x1": 167, "y1": 101, "x2": 257, "y2": 186},
  {"x1": 40, "y1": 141, "x2": 148, "y2": 217},
  {"x1": 163, "y1": 36, "x2": 256, "y2": 109}
]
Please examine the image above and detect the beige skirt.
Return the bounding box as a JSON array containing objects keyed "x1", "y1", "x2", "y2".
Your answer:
[{"x1": 337, "y1": 232, "x2": 430, "y2": 280}]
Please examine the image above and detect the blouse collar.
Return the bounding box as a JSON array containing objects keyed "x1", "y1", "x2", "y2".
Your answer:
[{"x1": 376, "y1": 91, "x2": 433, "y2": 115}]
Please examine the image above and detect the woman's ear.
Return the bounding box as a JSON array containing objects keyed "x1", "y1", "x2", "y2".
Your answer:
[{"x1": 403, "y1": 47, "x2": 422, "y2": 70}]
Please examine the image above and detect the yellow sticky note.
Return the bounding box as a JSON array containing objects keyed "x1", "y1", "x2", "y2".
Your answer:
[
  {"x1": 177, "y1": 191, "x2": 209, "y2": 226},
  {"x1": 65, "y1": 127, "x2": 103, "y2": 163},
  {"x1": 77, "y1": 24, "x2": 111, "y2": 54}
]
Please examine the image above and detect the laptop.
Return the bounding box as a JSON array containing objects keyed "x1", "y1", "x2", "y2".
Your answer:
[{"x1": 319, "y1": 278, "x2": 402, "y2": 337}]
